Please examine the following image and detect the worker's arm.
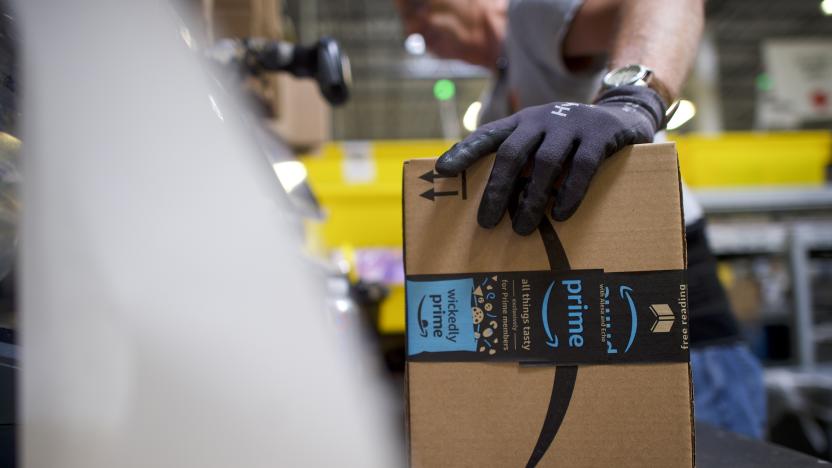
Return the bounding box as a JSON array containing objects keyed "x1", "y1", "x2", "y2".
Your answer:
[
  {"x1": 565, "y1": 0, "x2": 705, "y2": 101},
  {"x1": 609, "y1": 0, "x2": 704, "y2": 100},
  {"x1": 562, "y1": 0, "x2": 705, "y2": 102},
  {"x1": 435, "y1": 0, "x2": 704, "y2": 235}
]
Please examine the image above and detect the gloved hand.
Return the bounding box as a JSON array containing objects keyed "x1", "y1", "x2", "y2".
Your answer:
[{"x1": 436, "y1": 85, "x2": 668, "y2": 235}]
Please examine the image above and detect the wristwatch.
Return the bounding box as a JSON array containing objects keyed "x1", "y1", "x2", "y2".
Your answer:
[{"x1": 601, "y1": 64, "x2": 679, "y2": 126}]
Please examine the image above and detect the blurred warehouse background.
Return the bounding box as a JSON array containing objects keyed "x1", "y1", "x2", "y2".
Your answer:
[
  {"x1": 278, "y1": 0, "x2": 832, "y2": 138},
  {"x1": 1, "y1": 0, "x2": 832, "y2": 465}
]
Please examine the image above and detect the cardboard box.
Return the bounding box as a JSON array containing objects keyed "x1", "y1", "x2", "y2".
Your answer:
[
  {"x1": 202, "y1": 0, "x2": 283, "y2": 42},
  {"x1": 265, "y1": 74, "x2": 332, "y2": 151},
  {"x1": 403, "y1": 143, "x2": 694, "y2": 467}
]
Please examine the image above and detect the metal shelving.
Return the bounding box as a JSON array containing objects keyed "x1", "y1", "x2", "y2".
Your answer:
[{"x1": 697, "y1": 187, "x2": 832, "y2": 369}]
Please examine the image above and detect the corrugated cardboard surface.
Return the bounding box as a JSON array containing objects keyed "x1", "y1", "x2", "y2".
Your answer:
[
  {"x1": 266, "y1": 74, "x2": 332, "y2": 150},
  {"x1": 404, "y1": 143, "x2": 693, "y2": 467}
]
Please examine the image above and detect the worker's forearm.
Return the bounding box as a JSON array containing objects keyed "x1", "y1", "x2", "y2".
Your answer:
[{"x1": 609, "y1": 0, "x2": 704, "y2": 102}]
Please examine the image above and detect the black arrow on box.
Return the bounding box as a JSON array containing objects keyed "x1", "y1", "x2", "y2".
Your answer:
[
  {"x1": 419, "y1": 170, "x2": 456, "y2": 183},
  {"x1": 418, "y1": 170, "x2": 467, "y2": 202},
  {"x1": 420, "y1": 188, "x2": 460, "y2": 201}
]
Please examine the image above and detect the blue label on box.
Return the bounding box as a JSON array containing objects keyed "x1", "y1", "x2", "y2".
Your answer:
[
  {"x1": 406, "y1": 278, "x2": 477, "y2": 355},
  {"x1": 406, "y1": 269, "x2": 689, "y2": 364}
]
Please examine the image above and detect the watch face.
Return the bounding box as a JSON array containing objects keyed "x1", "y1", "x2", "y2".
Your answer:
[{"x1": 604, "y1": 64, "x2": 648, "y2": 87}]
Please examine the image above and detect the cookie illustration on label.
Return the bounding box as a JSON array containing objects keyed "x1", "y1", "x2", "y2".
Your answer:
[{"x1": 472, "y1": 307, "x2": 484, "y2": 324}]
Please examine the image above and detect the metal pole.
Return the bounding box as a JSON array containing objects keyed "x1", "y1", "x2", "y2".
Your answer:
[
  {"x1": 789, "y1": 225, "x2": 816, "y2": 370},
  {"x1": 689, "y1": 29, "x2": 724, "y2": 134},
  {"x1": 439, "y1": 99, "x2": 461, "y2": 141}
]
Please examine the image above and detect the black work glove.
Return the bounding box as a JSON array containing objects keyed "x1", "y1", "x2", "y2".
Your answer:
[{"x1": 436, "y1": 85, "x2": 668, "y2": 235}]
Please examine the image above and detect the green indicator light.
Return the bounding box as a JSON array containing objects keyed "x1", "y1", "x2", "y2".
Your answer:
[
  {"x1": 433, "y1": 79, "x2": 456, "y2": 101},
  {"x1": 756, "y1": 73, "x2": 773, "y2": 92}
]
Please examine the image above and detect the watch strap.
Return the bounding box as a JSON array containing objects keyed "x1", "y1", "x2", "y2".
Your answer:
[{"x1": 644, "y1": 73, "x2": 675, "y2": 109}]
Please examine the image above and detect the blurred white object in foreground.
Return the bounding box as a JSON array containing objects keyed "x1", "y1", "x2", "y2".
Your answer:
[{"x1": 18, "y1": 0, "x2": 399, "y2": 466}]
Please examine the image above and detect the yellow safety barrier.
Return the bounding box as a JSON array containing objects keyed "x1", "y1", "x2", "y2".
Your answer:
[
  {"x1": 378, "y1": 285, "x2": 406, "y2": 334},
  {"x1": 675, "y1": 131, "x2": 831, "y2": 187},
  {"x1": 301, "y1": 132, "x2": 832, "y2": 334},
  {"x1": 302, "y1": 140, "x2": 453, "y2": 248}
]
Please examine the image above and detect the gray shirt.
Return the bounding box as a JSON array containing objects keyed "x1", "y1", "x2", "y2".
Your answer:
[{"x1": 479, "y1": 0, "x2": 606, "y2": 124}]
